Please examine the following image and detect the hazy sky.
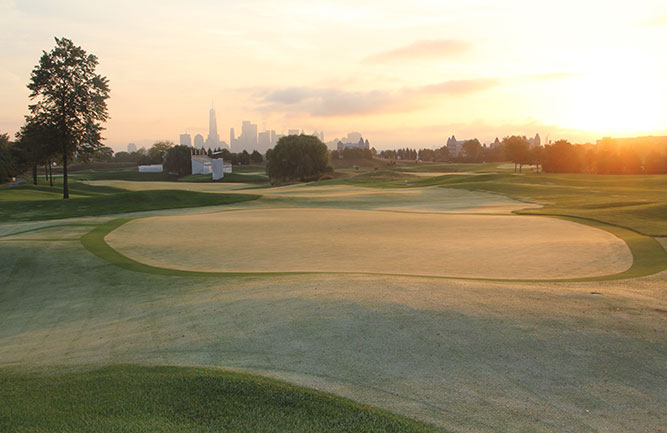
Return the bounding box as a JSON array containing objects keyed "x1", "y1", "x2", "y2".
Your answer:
[{"x1": 1, "y1": 0, "x2": 666, "y2": 151}]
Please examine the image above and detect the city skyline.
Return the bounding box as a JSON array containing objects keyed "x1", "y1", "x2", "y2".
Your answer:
[{"x1": 1, "y1": 1, "x2": 666, "y2": 152}]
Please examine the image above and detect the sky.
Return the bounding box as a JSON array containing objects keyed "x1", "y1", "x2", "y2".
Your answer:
[{"x1": 1, "y1": 0, "x2": 666, "y2": 151}]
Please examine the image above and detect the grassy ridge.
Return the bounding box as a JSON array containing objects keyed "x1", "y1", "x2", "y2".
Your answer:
[
  {"x1": 0, "y1": 365, "x2": 444, "y2": 433},
  {"x1": 0, "y1": 189, "x2": 259, "y2": 222},
  {"x1": 333, "y1": 172, "x2": 667, "y2": 237}
]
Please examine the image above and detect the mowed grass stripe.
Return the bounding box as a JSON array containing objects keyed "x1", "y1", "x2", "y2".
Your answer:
[
  {"x1": 0, "y1": 189, "x2": 260, "y2": 222},
  {"x1": 0, "y1": 365, "x2": 446, "y2": 433},
  {"x1": 82, "y1": 216, "x2": 666, "y2": 282}
]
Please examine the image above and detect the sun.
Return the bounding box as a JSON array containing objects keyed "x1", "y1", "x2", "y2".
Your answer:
[{"x1": 559, "y1": 63, "x2": 665, "y2": 135}]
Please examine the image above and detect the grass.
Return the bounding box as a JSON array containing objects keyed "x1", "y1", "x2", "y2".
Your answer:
[
  {"x1": 80, "y1": 213, "x2": 665, "y2": 281},
  {"x1": 0, "y1": 181, "x2": 125, "y2": 201},
  {"x1": 392, "y1": 162, "x2": 503, "y2": 173},
  {"x1": 70, "y1": 168, "x2": 169, "y2": 181},
  {"x1": 325, "y1": 171, "x2": 667, "y2": 237},
  {"x1": 0, "y1": 365, "x2": 444, "y2": 433},
  {"x1": 179, "y1": 172, "x2": 269, "y2": 183},
  {"x1": 0, "y1": 186, "x2": 259, "y2": 222},
  {"x1": 2, "y1": 165, "x2": 666, "y2": 432}
]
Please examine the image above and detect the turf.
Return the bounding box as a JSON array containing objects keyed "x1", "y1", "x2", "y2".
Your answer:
[
  {"x1": 70, "y1": 169, "x2": 169, "y2": 181},
  {"x1": 0, "y1": 365, "x2": 444, "y2": 433},
  {"x1": 325, "y1": 172, "x2": 667, "y2": 236},
  {"x1": 0, "y1": 189, "x2": 259, "y2": 222},
  {"x1": 0, "y1": 182, "x2": 125, "y2": 201},
  {"x1": 178, "y1": 172, "x2": 269, "y2": 183},
  {"x1": 104, "y1": 209, "x2": 633, "y2": 280},
  {"x1": 2, "y1": 166, "x2": 666, "y2": 432}
]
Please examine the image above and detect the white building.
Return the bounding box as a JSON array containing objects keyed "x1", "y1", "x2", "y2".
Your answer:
[
  {"x1": 138, "y1": 164, "x2": 163, "y2": 173},
  {"x1": 212, "y1": 159, "x2": 224, "y2": 180},
  {"x1": 191, "y1": 155, "x2": 212, "y2": 174}
]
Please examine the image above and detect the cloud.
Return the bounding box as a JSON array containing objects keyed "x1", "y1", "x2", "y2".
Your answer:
[
  {"x1": 422, "y1": 78, "x2": 500, "y2": 95},
  {"x1": 363, "y1": 39, "x2": 471, "y2": 64},
  {"x1": 256, "y1": 78, "x2": 501, "y2": 117}
]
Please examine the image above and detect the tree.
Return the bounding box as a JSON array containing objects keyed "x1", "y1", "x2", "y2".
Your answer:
[
  {"x1": 239, "y1": 150, "x2": 251, "y2": 165},
  {"x1": 250, "y1": 150, "x2": 263, "y2": 163},
  {"x1": 14, "y1": 117, "x2": 60, "y2": 185},
  {"x1": 164, "y1": 145, "x2": 192, "y2": 177},
  {"x1": 0, "y1": 133, "x2": 17, "y2": 183},
  {"x1": 27, "y1": 37, "x2": 110, "y2": 198},
  {"x1": 462, "y1": 139, "x2": 481, "y2": 161},
  {"x1": 147, "y1": 141, "x2": 173, "y2": 164},
  {"x1": 503, "y1": 136, "x2": 531, "y2": 172},
  {"x1": 266, "y1": 135, "x2": 332, "y2": 183}
]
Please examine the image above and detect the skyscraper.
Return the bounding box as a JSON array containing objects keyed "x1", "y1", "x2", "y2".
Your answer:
[
  {"x1": 206, "y1": 108, "x2": 220, "y2": 149},
  {"x1": 180, "y1": 133, "x2": 192, "y2": 147},
  {"x1": 194, "y1": 134, "x2": 204, "y2": 148},
  {"x1": 258, "y1": 130, "x2": 271, "y2": 152},
  {"x1": 240, "y1": 121, "x2": 258, "y2": 151},
  {"x1": 230, "y1": 128, "x2": 236, "y2": 150}
]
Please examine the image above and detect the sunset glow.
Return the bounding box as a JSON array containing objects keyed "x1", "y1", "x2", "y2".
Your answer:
[{"x1": 1, "y1": 0, "x2": 666, "y2": 150}]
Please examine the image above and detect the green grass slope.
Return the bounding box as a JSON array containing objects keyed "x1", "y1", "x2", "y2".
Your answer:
[
  {"x1": 0, "y1": 365, "x2": 444, "y2": 433},
  {"x1": 386, "y1": 172, "x2": 667, "y2": 237},
  {"x1": 0, "y1": 188, "x2": 259, "y2": 222}
]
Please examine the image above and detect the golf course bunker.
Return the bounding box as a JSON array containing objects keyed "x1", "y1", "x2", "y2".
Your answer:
[{"x1": 106, "y1": 209, "x2": 633, "y2": 279}]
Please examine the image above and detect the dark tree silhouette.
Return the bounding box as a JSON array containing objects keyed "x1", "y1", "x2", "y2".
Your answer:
[
  {"x1": 266, "y1": 135, "x2": 332, "y2": 183},
  {"x1": 503, "y1": 136, "x2": 531, "y2": 172},
  {"x1": 164, "y1": 145, "x2": 192, "y2": 177},
  {"x1": 27, "y1": 37, "x2": 110, "y2": 198}
]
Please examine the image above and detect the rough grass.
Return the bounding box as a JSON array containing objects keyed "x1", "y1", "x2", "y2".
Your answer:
[
  {"x1": 1, "y1": 238, "x2": 665, "y2": 432},
  {"x1": 0, "y1": 188, "x2": 259, "y2": 222},
  {"x1": 0, "y1": 365, "x2": 444, "y2": 433}
]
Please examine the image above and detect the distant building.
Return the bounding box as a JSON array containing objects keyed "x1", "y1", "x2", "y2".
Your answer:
[
  {"x1": 191, "y1": 154, "x2": 212, "y2": 175},
  {"x1": 240, "y1": 120, "x2": 258, "y2": 151},
  {"x1": 180, "y1": 133, "x2": 192, "y2": 147},
  {"x1": 489, "y1": 137, "x2": 502, "y2": 149},
  {"x1": 258, "y1": 130, "x2": 271, "y2": 151},
  {"x1": 206, "y1": 108, "x2": 220, "y2": 149},
  {"x1": 528, "y1": 133, "x2": 541, "y2": 148},
  {"x1": 230, "y1": 128, "x2": 237, "y2": 150},
  {"x1": 288, "y1": 129, "x2": 300, "y2": 136},
  {"x1": 127, "y1": 143, "x2": 137, "y2": 153},
  {"x1": 337, "y1": 136, "x2": 370, "y2": 152},
  {"x1": 194, "y1": 134, "x2": 204, "y2": 148},
  {"x1": 446, "y1": 135, "x2": 466, "y2": 157}
]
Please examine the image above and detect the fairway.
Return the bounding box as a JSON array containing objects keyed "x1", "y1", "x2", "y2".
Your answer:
[{"x1": 106, "y1": 208, "x2": 632, "y2": 279}]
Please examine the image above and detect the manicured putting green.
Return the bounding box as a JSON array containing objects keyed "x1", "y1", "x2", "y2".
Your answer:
[{"x1": 106, "y1": 208, "x2": 632, "y2": 279}]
